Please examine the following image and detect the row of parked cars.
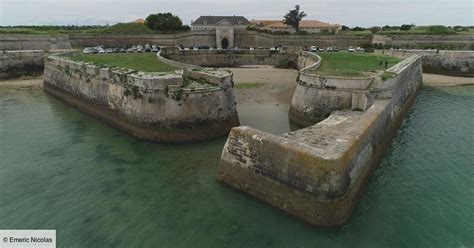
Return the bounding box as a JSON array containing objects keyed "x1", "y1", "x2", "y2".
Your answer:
[
  {"x1": 82, "y1": 45, "x2": 160, "y2": 54},
  {"x1": 308, "y1": 46, "x2": 365, "y2": 53}
]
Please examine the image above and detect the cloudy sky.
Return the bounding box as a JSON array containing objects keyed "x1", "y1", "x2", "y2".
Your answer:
[{"x1": 0, "y1": 0, "x2": 472, "y2": 27}]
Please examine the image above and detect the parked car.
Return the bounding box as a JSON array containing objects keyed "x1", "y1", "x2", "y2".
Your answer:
[
  {"x1": 249, "y1": 47, "x2": 255, "y2": 51},
  {"x1": 97, "y1": 48, "x2": 106, "y2": 54},
  {"x1": 310, "y1": 46, "x2": 317, "y2": 52},
  {"x1": 136, "y1": 45, "x2": 144, "y2": 53},
  {"x1": 270, "y1": 46, "x2": 277, "y2": 51},
  {"x1": 119, "y1": 48, "x2": 127, "y2": 53},
  {"x1": 348, "y1": 46, "x2": 355, "y2": 52},
  {"x1": 82, "y1": 47, "x2": 93, "y2": 54},
  {"x1": 126, "y1": 48, "x2": 134, "y2": 53},
  {"x1": 326, "y1": 47, "x2": 333, "y2": 52},
  {"x1": 145, "y1": 44, "x2": 151, "y2": 52},
  {"x1": 151, "y1": 45, "x2": 159, "y2": 52},
  {"x1": 356, "y1": 47, "x2": 365, "y2": 52},
  {"x1": 333, "y1": 47, "x2": 339, "y2": 52},
  {"x1": 193, "y1": 47, "x2": 199, "y2": 51},
  {"x1": 317, "y1": 47, "x2": 325, "y2": 52}
]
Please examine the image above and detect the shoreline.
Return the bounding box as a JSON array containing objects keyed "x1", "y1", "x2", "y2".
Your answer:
[
  {"x1": 0, "y1": 72, "x2": 472, "y2": 93},
  {"x1": 422, "y1": 73, "x2": 473, "y2": 87},
  {"x1": 0, "y1": 76, "x2": 43, "y2": 89}
]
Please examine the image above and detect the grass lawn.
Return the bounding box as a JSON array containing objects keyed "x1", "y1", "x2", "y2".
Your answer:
[
  {"x1": 313, "y1": 52, "x2": 402, "y2": 77},
  {"x1": 70, "y1": 53, "x2": 177, "y2": 72}
]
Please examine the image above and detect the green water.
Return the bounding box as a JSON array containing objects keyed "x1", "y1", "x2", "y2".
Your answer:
[{"x1": 0, "y1": 87, "x2": 473, "y2": 247}]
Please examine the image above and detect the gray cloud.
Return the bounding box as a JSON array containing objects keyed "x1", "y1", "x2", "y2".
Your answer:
[{"x1": 1, "y1": 0, "x2": 472, "y2": 26}]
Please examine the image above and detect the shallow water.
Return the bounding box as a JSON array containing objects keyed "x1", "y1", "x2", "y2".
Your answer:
[{"x1": 0, "y1": 86, "x2": 473, "y2": 247}]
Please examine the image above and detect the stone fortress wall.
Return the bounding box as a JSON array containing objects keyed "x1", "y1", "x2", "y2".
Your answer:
[
  {"x1": 217, "y1": 52, "x2": 423, "y2": 226},
  {"x1": 373, "y1": 34, "x2": 474, "y2": 50},
  {"x1": 0, "y1": 50, "x2": 45, "y2": 79},
  {"x1": 0, "y1": 35, "x2": 71, "y2": 50},
  {"x1": 67, "y1": 31, "x2": 217, "y2": 48},
  {"x1": 375, "y1": 49, "x2": 474, "y2": 77},
  {"x1": 159, "y1": 46, "x2": 300, "y2": 68},
  {"x1": 290, "y1": 52, "x2": 377, "y2": 127},
  {"x1": 43, "y1": 52, "x2": 239, "y2": 143}
]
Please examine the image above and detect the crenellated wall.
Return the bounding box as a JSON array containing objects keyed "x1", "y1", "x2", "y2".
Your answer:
[
  {"x1": 218, "y1": 55, "x2": 423, "y2": 226},
  {"x1": 160, "y1": 46, "x2": 300, "y2": 68},
  {"x1": 43, "y1": 53, "x2": 239, "y2": 143}
]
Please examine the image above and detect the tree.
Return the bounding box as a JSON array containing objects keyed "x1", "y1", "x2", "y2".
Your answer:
[
  {"x1": 352, "y1": 26, "x2": 365, "y2": 31},
  {"x1": 341, "y1": 25, "x2": 350, "y2": 31},
  {"x1": 283, "y1": 5, "x2": 307, "y2": 32},
  {"x1": 369, "y1": 26, "x2": 381, "y2": 34},
  {"x1": 145, "y1": 13, "x2": 187, "y2": 32},
  {"x1": 400, "y1": 24, "x2": 415, "y2": 31}
]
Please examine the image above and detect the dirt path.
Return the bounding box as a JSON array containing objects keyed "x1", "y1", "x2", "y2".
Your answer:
[
  {"x1": 423, "y1": 73, "x2": 473, "y2": 87},
  {"x1": 228, "y1": 66, "x2": 298, "y2": 105}
]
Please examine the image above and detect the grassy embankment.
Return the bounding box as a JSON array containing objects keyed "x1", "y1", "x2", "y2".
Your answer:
[
  {"x1": 70, "y1": 53, "x2": 177, "y2": 72},
  {"x1": 340, "y1": 26, "x2": 474, "y2": 36},
  {"x1": 311, "y1": 53, "x2": 401, "y2": 77},
  {"x1": 0, "y1": 23, "x2": 174, "y2": 35}
]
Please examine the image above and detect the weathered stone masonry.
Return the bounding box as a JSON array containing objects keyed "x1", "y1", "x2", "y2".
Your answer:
[
  {"x1": 160, "y1": 46, "x2": 300, "y2": 68},
  {"x1": 218, "y1": 53, "x2": 423, "y2": 226},
  {"x1": 43, "y1": 53, "x2": 239, "y2": 143}
]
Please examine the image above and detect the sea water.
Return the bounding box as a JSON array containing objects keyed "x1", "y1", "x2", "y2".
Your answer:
[{"x1": 0, "y1": 86, "x2": 472, "y2": 247}]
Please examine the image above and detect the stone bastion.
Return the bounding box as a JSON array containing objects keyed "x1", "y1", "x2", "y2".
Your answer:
[
  {"x1": 218, "y1": 52, "x2": 423, "y2": 226},
  {"x1": 43, "y1": 52, "x2": 239, "y2": 143}
]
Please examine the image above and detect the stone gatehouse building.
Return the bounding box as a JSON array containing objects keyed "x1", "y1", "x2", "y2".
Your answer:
[{"x1": 191, "y1": 16, "x2": 251, "y2": 49}]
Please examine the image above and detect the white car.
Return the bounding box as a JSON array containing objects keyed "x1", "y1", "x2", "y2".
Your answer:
[
  {"x1": 356, "y1": 47, "x2": 365, "y2": 52},
  {"x1": 82, "y1": 48, "x2": 92, "y2": 54},
  {"x1": 348, "y1": 46, "x2": 355, "y2": 52},
  {"x1": 310, "y1": 46, "x2": 317, "y2": 52},
  {"x1": 270, "y1": 46, "x2": 276, "y2": 51},
  {"x1": 326, "y1": 47, "x2": 333, "y2": 52},
  {"x1": 249, "y1": 47, "x2": 255, "y2": 51},
  {"x1": 97, "y1": 48, "x2": 106, "y2": 54},
  {"x1": 193, "y1": 47, "x2": 199, "y2": 51}
]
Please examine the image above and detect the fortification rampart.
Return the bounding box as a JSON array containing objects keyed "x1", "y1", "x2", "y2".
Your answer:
[
  {"x1": 43, "y1": 53, "x2": 239, "y2": 143},
  {"x1": 373, "y1": 34, "x2": 474, "y2": 50},
  {"x1": 0, "y1": 50, "x2": 45, "y2": 79},
  {"x1": 0, "y1": 35, "x2": 71, "y2": 50},
  {"x1": 218, "y1": 54, "x2": 423, "y2": 226},
  {"x1": 160, "y1": 47, "x2": 300, "y2": 68},
  {"x1": 375, "y1": 49, "x2": 473, "y2": 77},
  {"x1": 68, "y1": 31, "x2": 216, "y2": 48},
  {"x1": 234, "y1": 30, "x2": 372, "y2": 48},
  {"x1": 290, "y1": 52, "x2": 378, "y2": 127}
]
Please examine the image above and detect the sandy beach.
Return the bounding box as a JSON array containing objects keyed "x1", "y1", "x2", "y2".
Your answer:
[
  {"x1": 422, "y1": 73, "x2": 473, "y2": 87},
  {"x1": 0, "y1": 76, "x2": 44, "y2": 89},
  {"x1": 229, "y1": 66, "x2": 298, "y2": 105}
]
